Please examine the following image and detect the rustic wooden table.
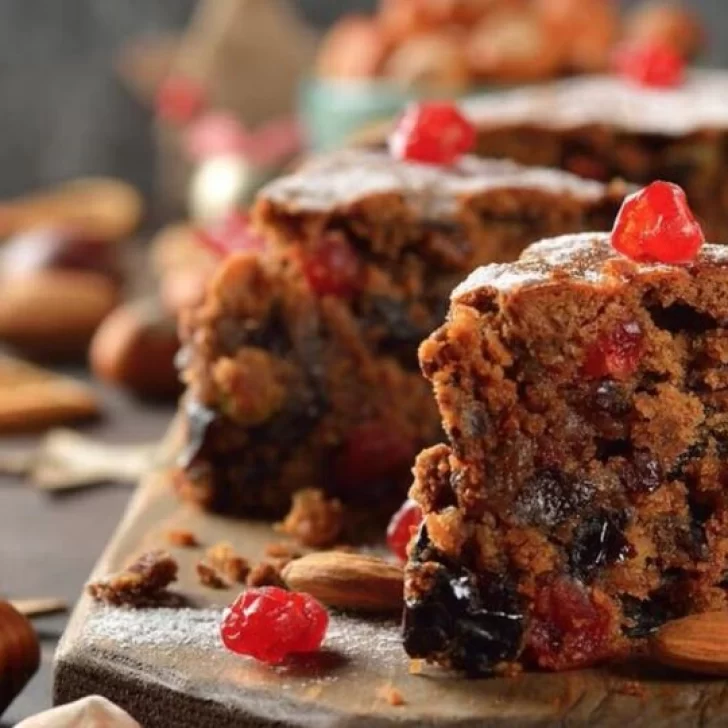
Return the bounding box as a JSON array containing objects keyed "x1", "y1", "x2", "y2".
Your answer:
[{"x1": 0, "y1": 376, "x2": 175, "y2": 725}]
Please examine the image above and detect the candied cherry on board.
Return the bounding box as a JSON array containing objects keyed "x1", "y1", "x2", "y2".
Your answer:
[
  {"x1": 387, "y1": 499, "x2": 423, "y2": 561},
  {"x1": 583, "y1": 321, "x2": 643, "y2": 380},
  {"x1": 334, "y1": 421, "x2": 416, "y2": 491},
  {"x1": 155, "y1": 75, "x2": 207, "y2": 125},
  {"x1": 301, "y1": 233, "x2": 363, "y2": 298},
  {"x1": 389, "y1": 102, "x2": 476, "y2": 165},
  {"x1": 610, "y1": 181, "x2": 705, "y2": 264},
  {"x1": 196, "y1": 211, "x2": 267, "y2": 258},
  {"x1": 612, "y1": 42, "x2": 685, "y2": 89},
  {"x1": 220, "y1": 587, "x2": 329, "y2": 665}
]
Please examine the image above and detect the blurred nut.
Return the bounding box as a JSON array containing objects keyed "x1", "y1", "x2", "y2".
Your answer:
[
  {"x1": 383, "y1": 31, "x2": 470, "y2": 91},
  {"x1": 160, "y1": 267, "x2": 211, "y2": 317},
  {"x1": 150, "y1": 223, "x2": 213, "y2": 277},
  {"x1": 534, "y1": 0, "x2": 618, "y2": 72},
  {"x1": 90, "y1": 299, "x2": 181, "y2": 398},
  {"x1": 316, "y1": 16, "x2": 389, "y2": 79},
  {"x1": 624, "y1": 1, "x2": 705, "y2": 59},
  {"x1": 466, "y1": 9, "x2": 563, "y2": 82},
  {"x1": 0, "y1": 227, "x2": 123, "y2": 283},
  {"x1": 0, "y1": 271, "x2": 118, "y2": 358},
  {"x1": 0, "y1": 600, "x2": 40, "y2": 716}
]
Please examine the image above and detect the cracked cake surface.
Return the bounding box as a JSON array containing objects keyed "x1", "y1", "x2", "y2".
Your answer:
[
  {"x1": 406, "y1": 232, "x2": 728, "y2": 673},
  {"x1": 175, "y1": 151, "x2": 626, "y2": 520}
]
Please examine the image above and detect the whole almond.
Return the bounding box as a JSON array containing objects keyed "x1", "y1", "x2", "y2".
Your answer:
[
  {"x1": 0, "y1": 600, "x2": 40, "y2": 715},
  {"x1": 652, "y1": 612, "x2": 728, "y2": 676},
  {"x1": 281, "y1": 552, "x2": 403, "y2": 613},
  {"x1": 0, "y1": 271, "x2": 118, "y2": 357}
]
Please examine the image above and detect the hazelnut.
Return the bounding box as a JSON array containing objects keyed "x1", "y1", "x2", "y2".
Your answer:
[{"x1": 90, "y1": 298, "x2": 181, "y2": 398}]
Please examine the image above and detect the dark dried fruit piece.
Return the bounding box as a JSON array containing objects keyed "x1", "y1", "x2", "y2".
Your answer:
[
  {"x1": 514, "y1": 469, "x2": 593, "y2": 529},
  {"x1": 404, "y1": 565, "x2": 523, "y2": 675},
  {"x1": 569, "y1": 510, "x2": 634, "y2": 581}
]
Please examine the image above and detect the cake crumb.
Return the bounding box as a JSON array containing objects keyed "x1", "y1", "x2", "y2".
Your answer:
[
  {"x1": 305, "y1": 685, "x2": 323, "y2": 700},
  {"x1": 206, "y1": 542, "x2": 250, "y2": 583},
  {"x1": 246, "y1": 561, "x2": 285, "y2": 588},
  {"x1": 196, "y1": 561, "x2": 230, "y2": 590},
  {"x1": 264, "y1": 541, "x2": 302, "y2": 560},
  {"x1": 165, "y1": 529, "x2": 200, "y2": 548},
  {"x1": 494, "y1": 661, "x2": 523, "y2": 678},
  {"x1": 613, "y1": 680, "x2": 646, "y2": 698},
  {"x1": 376, "y1": 684, "x2": 405, "y2": 706},
  {"x1": 87, "y1": 551, "x2": 178, "y2": 607},
  {"x1": 276, "y1": 488, "x2": 344, "y2": 548},
  {"x1": 408, "y1": 659, "x2": 423, "y2": 675}
]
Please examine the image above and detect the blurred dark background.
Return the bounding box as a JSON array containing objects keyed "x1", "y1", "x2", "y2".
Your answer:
[{"x1": 0, "y1": 0, "x2": 723, "y2": 199}]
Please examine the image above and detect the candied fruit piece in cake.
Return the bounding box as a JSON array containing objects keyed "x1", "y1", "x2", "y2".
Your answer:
[{"x1": 407, "y1": 223, "x2": 728, "y2": 673}]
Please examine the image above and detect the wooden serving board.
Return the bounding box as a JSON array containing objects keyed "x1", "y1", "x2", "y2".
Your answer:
[{"x1": 54, "y1": 436, "x2": 728, "y2": 727}]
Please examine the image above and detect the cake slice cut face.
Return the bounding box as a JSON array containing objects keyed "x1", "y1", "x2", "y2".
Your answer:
[
  {"x1": 406, "y1": 231, "x2": 728, "y2": 673},
  {"x1": 175, "y1": 149, "x2": 626, "y2": 520}
]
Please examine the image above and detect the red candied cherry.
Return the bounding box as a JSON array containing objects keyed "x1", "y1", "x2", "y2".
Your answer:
[
  {"x1": 611, "y1": 181, "x2": 705, "y2": 264},
  {"x1": 527, "y1": 577, "x2": 614, "y2": 671},
  {"x1": 220, "y1": 587, "x2": 329, "y2": 665},
  {"x1": 196, "y1": 211, "x2": 267, "y2": 258},
  {"x1": 612, "y1": 42, "x2": 684, "y2": 89},
  {"x1": 584, "y1": 321, "x2": 643, "y2": 380},
  {"x1": 389, "y1": 102, "x2": 476, "y2": 165},
  {"x1": 387, "y1": 499, "x2": 423, "y2": 561},
  {"x1": 334, "y1": 421, "x2": 416, "y2": 491},
  {"x1": 156, "y1": 75, "x2": 207, "y2": 125},
  {"x1": 302, "y1": 233, "x2": 363, "y2": 298}
]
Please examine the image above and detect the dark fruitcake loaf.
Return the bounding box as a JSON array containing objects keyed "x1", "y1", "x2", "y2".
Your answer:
[
  {"x1": 405, "y1": 183, "x2": 728, "y2": 673},
  {"x1": 175, "y1": 148, "x2": 625, "y2": 519}
]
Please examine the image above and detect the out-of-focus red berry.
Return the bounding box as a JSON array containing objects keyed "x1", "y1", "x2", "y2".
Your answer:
[
  {"x1": 155, "y1": 76, "x2": 207, "y2": 125},
  {"x1": 612, "y1": 42, "x2": 685, "y2": 88},
  {"x1": 389, "y1": 102, "x2": 475, "y2": 165},
  {"x1": 196, "y1": 212, "x2": 267, "y2": 258},
  {"x1": 301, "y1": 233, "x2": 363, "y2": 298},
  {"x1": 387, "y1": 499, "x2": 423, "y2": 561}
]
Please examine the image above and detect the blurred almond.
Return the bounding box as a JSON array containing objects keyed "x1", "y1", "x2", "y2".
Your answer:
[
  {"x1": 466, "y1": 9, "x2": 563, "y2": 82},
  {"x1": 383, "y1": 31, "x2": 470, "y2": 91},
  {"x1": 0, "y1": 600, "x2": 40, "y2": 716},
  {"x1": 0, "y1": 178, "x2": 143, "y2": 242},
  {"x1": 316, "y1": 16, "x2": 389, "y2": 79},
  {"x1": 90, "y1": 299, "x2": 180, "y2": 398},
  {"x1": 624, "y1": 1, "x2": 705, "y2": 60},
  {"x1": 0, "y1": 271, "x2": 118, "y2": 358}
]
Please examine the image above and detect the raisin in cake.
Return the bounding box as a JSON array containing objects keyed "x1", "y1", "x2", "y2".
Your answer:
[
  {"x1": 405, "y1": 230, "x2": 728, "y2": 674},
  {"x1": 462, "y1": 71, "x2": 728, "y2": 240},
  {"x1": 176, "y1": 149, "x2": 626, "y2": 520}
]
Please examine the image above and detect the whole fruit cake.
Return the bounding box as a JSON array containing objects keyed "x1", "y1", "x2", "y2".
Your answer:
[
  {"x1": 175, "y1": 125, "x2": 626, "y2": 519},
  {"x1": 404, "y1": 181, "x2": 728, "y2": 674},
  {"x1": 463, "y1": 70, "x2": 728, "y2": 240}
]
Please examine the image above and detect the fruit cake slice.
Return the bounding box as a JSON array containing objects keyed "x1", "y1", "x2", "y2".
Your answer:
[
  {"x1": 175, "y1": 147, "x2": 626, "y2": 519},
  {"x1": 462, "y1": 71, "x2": 728, "y2": 240},
  {"x1": 405, "y1": 182, "x2": 728, "y2": 673}
]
